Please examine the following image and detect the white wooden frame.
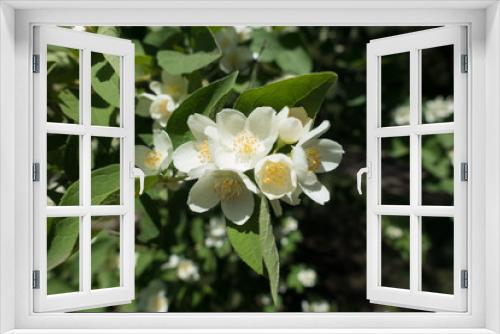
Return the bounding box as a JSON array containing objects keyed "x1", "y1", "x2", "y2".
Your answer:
[
  {"x1": 366, "y1": 26, "x2": 468, "y2": 312},
  {"x1": 0, "y1": 1, "x2": 499, "y2": 333},
  {"x1": 32, "y1": 26, "x2": 135, "y2": 312}
]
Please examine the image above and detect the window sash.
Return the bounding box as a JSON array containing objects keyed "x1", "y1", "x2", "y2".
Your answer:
[
  {"x1": 32, "y1": 26, "x2": 135, "y2": 313},
  {"x1": 366, "y1": 26, "x2": 468, "y2": 312}
]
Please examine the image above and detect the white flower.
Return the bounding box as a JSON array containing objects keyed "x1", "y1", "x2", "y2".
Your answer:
[
  {"x1": 386, "y1": 225, "x2": 403, "y2": 239},
  {"x1": 282, "y1": 217, "x2": 298, "y2": 234},
  {"x1": 173, "y1": 114, "x2": 217, "y2": 179},
  {"x1": 424, "y1": 96, "x2": 453, "y2": 123},
  {"x1": 297, "y1": 268, "x2": 317, "y2": 288},
  {"x1": 135, "y1": 130, "x2": 173, "y2": 175},
  {"x1": 162, "y1": 254, "x2": 181, "y2": 269},
  {"x1": 255, "y1": 154, "x2": 297, "y2": 200},
  {"x1": 147, "y1": 290, "x2": 169, "y2": 312},
  {"x1": 177, "y1": 259, "x2": 200, "y2": 282},
  {"x1": 206, "y1": 107, "x2": 279, "y2": 172},
  {"x1": 215, "y1": 27, "x2": 239, "y2": 51},
  {"x1": 220, "y1": 46, "x2": 253, "y2": 73},
  {"x1": 187, "y1": 169, "x2": 258, "y2": 225},
  {"x1": 205, "y1": 217, "x2": 226, "y2": 249},
  {"x1": 277, "y1": 106, "x2": 313, "y2": 144},
  {"x1": 301, "y1": 300, "x2": 330, "y2": 312},
  {"x1": 142, "y1": 72, "x2": 188, "y2": 127},
  {"x1": 291, "y1": 121, "x2": 344, "y2": 205},
  {"x1": 392, "y1": 104, "x2": 410, "y2": 125}
]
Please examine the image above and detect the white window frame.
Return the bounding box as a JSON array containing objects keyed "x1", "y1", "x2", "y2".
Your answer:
[
  {"x1": 0, "y1": 1, "x2": 499, "y2": 333},
  {"x1": 32, "y1": 26, "x2": 136, "y2": 312},
  {"x1": 365, "y1": 26, "x2": 468, "y2": 312}
]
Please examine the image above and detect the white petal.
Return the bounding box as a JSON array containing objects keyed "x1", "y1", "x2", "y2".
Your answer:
[
  {"x1": 245, "y1": 106, "x2": 278, "y2": 141},
  {"x1": 279, "y1": 117, "x2": 303, "y2": 144},
  {"x1": 149, "y1": 81, "x2": 163, "y2": 96},
  {"x1": 282, "y1": 187, "x2": 302, "y2": 206},
  {"x1": 187, "y1": 173, "x2": 220, "y2": 213},
  {"x1": 161, "y1": 71, "x2": 188, "y2": 101},
  {"x1": 288, "y1": 107, "x2": 310, "y2": 126},
  {"x1": 173, "y1": 141, "x2": 203, "y2": 174},
  {"x1": 135, "y1": 145, "x2": 156, "y2": 175},
  {"x1": 298, "y1": 120, "x2": 330, "y2": 146},
  {"x1": 238, "y1": 172, "x2": 259, "y2": 194},
  {"x1": 291, "y1": 146, "x2": 310, "y2": 181},
  {"x1": 255, "y1": 154, "x2": 296, "y2": 200},
  {"x1": 315, "y1": 139, "x2": 345, "y2": 173},
  {"x1": 187, "y1": 114, "x2": 216, "y2": 141},
  {"x1": 300, "y1": 180, "x2": 330, "y2": 205},
  {"x1": 216, "y1": 109, "x2": 246, "y2": 139},
  {"x1": 221, "y1": 188, "x2": 254, "y2": 225},
  {"x1": 153, "y1": 131, "x2": 173, "y2": 170}
]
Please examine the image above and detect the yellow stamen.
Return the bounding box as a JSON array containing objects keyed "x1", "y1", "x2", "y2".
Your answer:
[
  {"x1": 196, "y1": 140, "x2": 212, "y2": 163},
  {"x1": 164, "y1": 85, "x2": 179, "y2": 98},
  {"x1": 306, "y1": 147, "x2": 321, "y2": 172},
  {"x1": 159, "y1": 98, "x2": 172, "y2": 117},
  {"x1": 233, "y1": 131, "x2": 258, "y2": 156},
  {"x1": 214, "y1": 177, "x2": 241, "y2": 201},
  {"x1": 144, "y1": 150, "x2": 163, "y2": 169},
  {"x1": 261, "y1": 161, "x2": 289, "y2": 187}
]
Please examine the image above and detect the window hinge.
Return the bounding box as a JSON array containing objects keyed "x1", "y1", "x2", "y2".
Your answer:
[
  {"x1": 461, "y1": 270, "x2": 468, "y2": 289},
  {"x1": 460, "y1": 162, "x2": 468, "y2": 182},
  {"x1": 32, "y1": 270, "x2": 40, "y2": 289},
  {"x1": 32, "y1": 54, "x2": 40, "y2": 73},
  {"x1": 461, "y1": 54, "x2": 468, "y2": 73},
  {"x1": 32, "y1": 163, "x2": 40, "y2": 182}
]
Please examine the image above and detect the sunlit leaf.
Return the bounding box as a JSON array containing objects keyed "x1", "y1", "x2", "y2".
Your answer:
[{"x1": 276, "y1": 47, "x2": 312, "y2": 74}]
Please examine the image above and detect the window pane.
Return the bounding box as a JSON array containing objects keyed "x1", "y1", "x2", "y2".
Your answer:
[
  {"x1": 421, "y1": 217, "x2": 454, "y2": 294},
  {"x1": 381, "y1": 215, "x2": 410, "y2": 289},
  {"x1": 421, "y1": 45, "x2": 454, "y2": 124},
  {"x1": 381, "y1": 52, "x2": 410, "y2": 127},
  {"x1": 47, "y1": 134, "x2": 80, "y2": 206},
  {"x1": 47, "y1": 217, "x2": 80, "y2": 294},
  {"x1": 91, "y1": 52, "x2": 121, "y2": 127},
  {"x1": 421, "y1": 134, "x2": 454, "y2": 206},
  {"x1": 91, "y1": 137, "x2": 121, "y2": 205},
  {"x1": 47, "y1": 45, "x2": 80, "y2": 124},
  {"x1": 91, "y1": 216, "x2": 121, "y2": 289},
  {"x1": 381, "y1": 136, "x2": 410, "y2": 205}
]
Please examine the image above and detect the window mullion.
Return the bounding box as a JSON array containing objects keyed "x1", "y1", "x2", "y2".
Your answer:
[
  {"x1": 409, "y1": 48, "x2": 422, "y2": 293},
  {"x1": 80, "y1": 48, "x2": 91, "y2": 293}
]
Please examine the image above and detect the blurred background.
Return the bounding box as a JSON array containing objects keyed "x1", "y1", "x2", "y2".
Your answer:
[{"x1": 45, "y1": 26, "x2": 454, "y2": 312}]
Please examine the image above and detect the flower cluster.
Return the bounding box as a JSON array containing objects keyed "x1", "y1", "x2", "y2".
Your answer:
[{"x1": 170, "y1": 106, "x2": 344, "y2": 225}]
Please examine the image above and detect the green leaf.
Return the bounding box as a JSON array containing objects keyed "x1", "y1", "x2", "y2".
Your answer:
[
  {"x1": 233, "y1": 72, "x2": 337, "y2": 118},
  {"x1": 157, "y1": 27, "x2": 221, "y2": 75},
  {"x1": 144, "y1": 27, "x2": 181, "y2": 48},
  {"x1": 91, "y1": 60, "x2": 120, "y2": 108},
  {"x1": 226, "y1": 211, "x2": 264, "y2": 275},
  {"x1": 47, "y1": 164, "x2": 121, "y2": 270},
  {"x1": 250, "y1": 29, "x2": 283, "y2": 62},
  {"x1": 91, "y1": 105, "x2": 114, "y2": 126},
  {"x1": 136, "y1": 194, "x2": 160, "y2": 243},
  {"x1": 276, "y1": 48, "x2": 312, "y2": 75},
  {"x1": 58, "y1": 89, "x2": 79, "y2": 122},
  {"x1": 96, "y1": 27, "x2": 121, "y2": 74},
  {"x1": 166, "y1": 72, "x2": 238, "y2": 148},
  {"x1": 258, "y1": 197, "x2": 280, "y2": 306}
]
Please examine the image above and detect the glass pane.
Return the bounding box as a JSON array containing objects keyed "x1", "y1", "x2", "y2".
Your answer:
[
  {"x1": 91, "y1": 137, "x2": 121, "y2": 205},
  {"x1": 47, "y1": 217, "x2": 80, "y2": 294},
  {"x1": 421, "y1": 134, "x2": 454, "y2": 206},
  {"x1": 91, "y1": 52, "x2": 121, "y2": 127},
  {"x1": 421, "y1": 45, "x2": 454, "y2": 124},
  {"x1": 47, "y1": 134, "x2": 80, "y2": 206},
  {"x1": 91, "y1": 216, "x2": 121, "y2": 289},
  {"x1": 381, "y1": 136, "x2": 410, "y2": 205},
  {"x1": 381, "y1": 215, "x2": 410, "y2": 289},
  {"x1": 47, "y1": 45, "x2": 80, "y2": 124},
  {"x1": 381, "y1": 52, "x2": 410, "y2": 127},
  {"x1": 421, "y1": 217, "x2": 454, "y2": 294}
]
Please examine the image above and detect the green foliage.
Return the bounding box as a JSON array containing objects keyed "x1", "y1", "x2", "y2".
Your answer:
[
  {"x1": 166, "y1": 72, "x2": 238, "y2": 148},
  {"x1": 234, "y1": 72, "x2": 337, "y2": 118}
]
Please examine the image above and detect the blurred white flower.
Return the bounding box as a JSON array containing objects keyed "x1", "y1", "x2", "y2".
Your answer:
[
  {"x1": 301, "y1": 300, "x2": 330, "y2": 312},
  {"x1": 282, "y1": 217, "x2": 298, "y2": 235},
  {"x1": 219, "y1": 46, "x2": 253, "y2": 73},
  {"x1": 255, "y1": 153, "x2": 297, "y2": 200},
  {"x1": 386, "y1": 225, "x2": 403, "y2": 239},
  {"x1": 392, "y1": 104, "x2": 410, "y2": 125},
  {"x1": 187, "y1": 169, "x2": 258, "y2": 225},
  {"x1": 135, "y1": 130, "x2": 173, "y2": 175},
  {"x1": 257, "y1": 294, "x2": 272, "y2": 306},
  {"x1": 205, "y1": 107, "x2": 280, "y2": 172},
  {"x1": 291, "y1": 121, "x2": 344, "y2": 205},
  {"x1": 162, "y1": 254, "x2": 181, "y2": 269},
  {"x1": 277, "y1": 107, "x2": 313, "y2": 144},
  {"x1": 205, "y1": 217, "x2": 226, "y2": 249},
  {"x1": 424, "y1": 96, "x2": 453, "y2": 123},
  {"x1": 297, "y1": 268, "x2": 317, "y2": 288},
  {"x1": 173, "y1": 114, "x2": 217, "y2": 179},
  {"x1": 147, "y1": 290, "x2": 169, "y2": 312},
  {"x1": 215, "y1": 27, "x2": 239, "y2": 50},
  {"x1": 177, "y1": 259, "x2": 200, "y2": 282},
  {"x1": 161, "y1": 71, "x2": 189, "y2": 102},
  {"x1": 234, "y1": 26, "x2": 253, "y2": 41}
]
